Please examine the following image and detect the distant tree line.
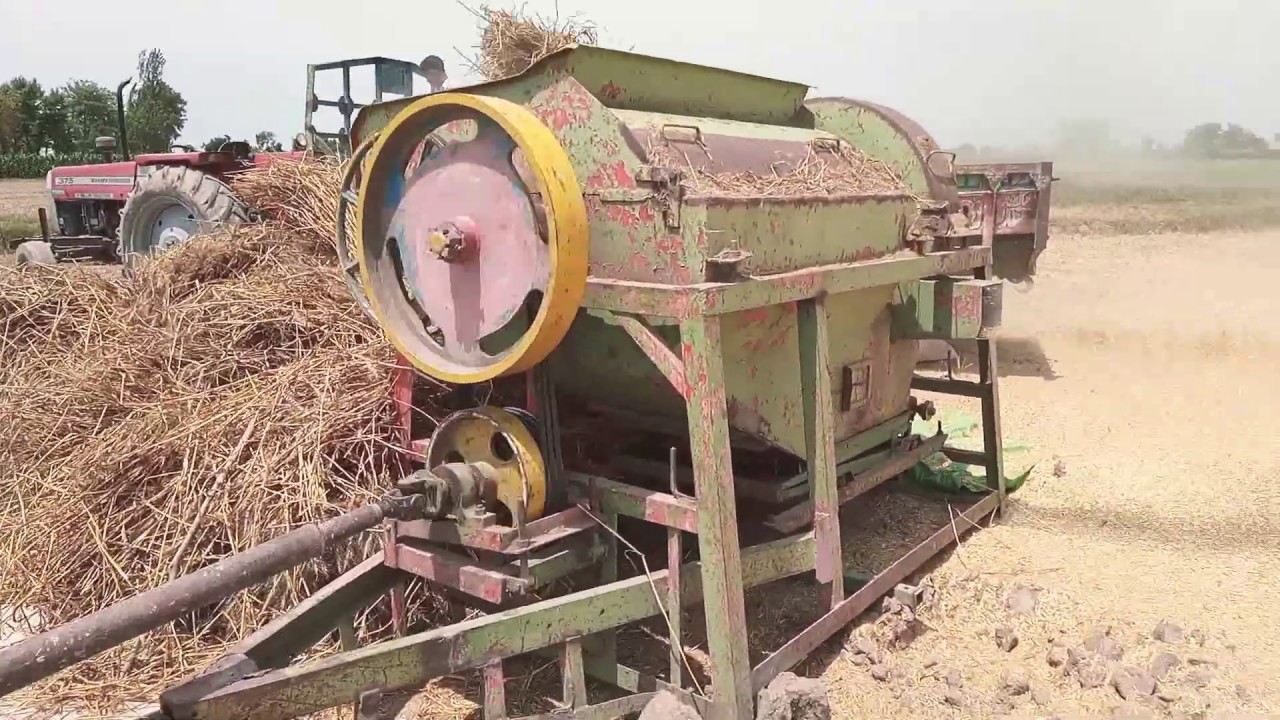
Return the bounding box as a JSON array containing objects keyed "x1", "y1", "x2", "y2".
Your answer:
[
  {"x1": 951, "y1": 118, "x2": 1278, "y2": 163},
  {"x1": 1180, "y1": 123, "x2": 1274, "y2": 159},
  {"x1": 1, "y1": 49, "x2": 284, "y2": 179}
]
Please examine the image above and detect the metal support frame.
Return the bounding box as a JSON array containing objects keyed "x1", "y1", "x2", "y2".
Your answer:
[{"x1": 102, "y1": 243, "x2": 1008, "y2": 720}]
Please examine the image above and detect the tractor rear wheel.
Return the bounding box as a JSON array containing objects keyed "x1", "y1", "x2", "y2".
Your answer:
[
  {"x1": 118, "y1": 165, "x2": 249, "y2": 269},
  {"x1": 14, "y1": 240, "x2": 56, "y2": 267}
]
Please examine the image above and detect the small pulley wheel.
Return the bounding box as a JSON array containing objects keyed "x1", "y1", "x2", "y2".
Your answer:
[
  {"x1": 426, "y1": 406, "x2": 548, "y2": 522},
  {"x1": 355, "y1": 92, "x2": 588, "y2": 384}
]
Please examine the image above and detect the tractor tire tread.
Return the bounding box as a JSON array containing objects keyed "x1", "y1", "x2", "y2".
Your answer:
[{"x1": 118, "y1": 165, "x2": 249, "y2": 265}]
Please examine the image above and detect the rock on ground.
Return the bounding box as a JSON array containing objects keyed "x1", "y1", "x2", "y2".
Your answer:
[
  {"x1": 755, "y1": 672, "x2": 832, "y2": 720},
  {"x1": 1150, "y1": 651, "x2": 1180, "y2": 680},
  {"x1": 639, "y1": 690, "x2": 701, "y2": 720},
  {"x1": 1005, "y1": 585, "x2": 1040, "y2": 615},
  {"x1": 1111, "y1": 665, "x2": 1156, "y2": 700},
  {"x1": 1152, "y1": 620, "x2": 1185, "y2": 644},
  {"x1": 994, "y1": 625, "x2": 1019, "y2": 652}
]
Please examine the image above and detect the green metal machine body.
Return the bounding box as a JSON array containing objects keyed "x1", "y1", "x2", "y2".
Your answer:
[{"x1": 353, "y1": 45, "x2": 995, "y2": 461}]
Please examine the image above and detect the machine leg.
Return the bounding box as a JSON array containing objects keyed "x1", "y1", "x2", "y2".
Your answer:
[
  {"x1": 667, "y1": 526, "x2": 686, "y2": 687},
  {"x1": 976, "y1": 337, "x2": 1006, "y2": 514},
  {"x1": 798, "y1": 296, "x2": 844, "y2": 608},
  {"x1": 583, "y1": 504, "x2": 619, "y2": 674},
  {"x1": 390, "y1": 582, "x2": 407, "y2": 638},
  {"x1": 483, "y1": 661, "x2": 507, "y2": 719},
  {"x1": 560, "y1": 638, "x2": 588, "y2": 708},
  {"x1": 973, "y1": 259, "x2": 1007, "y2": 515},
  {"x1": 667, "y1": 447, "x2": 685, "y2": 688},
  {"x1": 680, "y1": 316, "x2": 754, "y2": 720}
]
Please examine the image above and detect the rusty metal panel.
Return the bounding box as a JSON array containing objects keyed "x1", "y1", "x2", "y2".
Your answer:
[{"x1": 935, "y1": 278, "x2": 1002, "y2": 339}]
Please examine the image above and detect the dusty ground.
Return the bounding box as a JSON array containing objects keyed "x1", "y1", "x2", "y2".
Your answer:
[{"x1": 815, "y1": 228, "x2": 1280, "y2": 719}]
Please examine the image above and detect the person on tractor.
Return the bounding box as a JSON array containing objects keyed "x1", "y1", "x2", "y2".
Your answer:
[
  {"x1": 405, "y1": 56, "x2": 450, "y2": 178},
  {"x1": 418, "y1": 55, "x2": 448, "y2": 94}
]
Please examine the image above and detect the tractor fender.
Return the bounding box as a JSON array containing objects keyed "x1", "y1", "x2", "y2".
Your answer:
[{"x1": 117, "y1": 165, "x2": 248, "y2": 269}]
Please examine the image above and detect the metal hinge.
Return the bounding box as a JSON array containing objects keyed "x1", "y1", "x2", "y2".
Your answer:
[
  {"x1": 906, "y1": 199, "x2": 953, "y2": 252},
  {"x1": 705, "y1": 241, "x2": 753, "y2": 282},
  {"x1": 636, "y1": 166, "x2": 683, "y2": 229}
]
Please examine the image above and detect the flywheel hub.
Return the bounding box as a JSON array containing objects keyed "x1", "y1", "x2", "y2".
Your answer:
[{"x1": 425, "y1": 406, "x2": 548, "y2": 522}]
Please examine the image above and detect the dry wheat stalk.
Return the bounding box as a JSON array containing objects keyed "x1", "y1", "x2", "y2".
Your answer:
[
  {"x1": 458, "y1": 3, "x2": 598, "y2": 81},
  {"x1": 0, "y1": 160, "x2": 459, "y2": 713}
]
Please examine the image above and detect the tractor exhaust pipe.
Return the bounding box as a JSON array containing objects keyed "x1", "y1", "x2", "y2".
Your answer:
[
  {"x1": 116, "y1": 78, "x2": 132, "y2": 161},
  {"x1": 0, "y1": 494, "x2": 423, "y2": 698}
]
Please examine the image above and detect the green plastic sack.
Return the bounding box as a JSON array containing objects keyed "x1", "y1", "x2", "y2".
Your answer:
[{"x1": 908, "y1": 408, "x2": 1035, "y2": 494}]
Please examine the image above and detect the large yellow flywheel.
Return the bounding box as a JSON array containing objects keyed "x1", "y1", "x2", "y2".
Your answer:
[{"x1": 354, "y1": 93, "x2": 589, "y2": 384}]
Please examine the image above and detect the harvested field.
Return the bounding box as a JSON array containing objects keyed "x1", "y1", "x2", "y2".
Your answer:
[
  {"x1": 0, "y1": 179, "x2": 51, "y2": 245},
  {"x1": 0, "y1": 161, "x2": 428, "y2": 714},
  {"x1": 811, "y1": 227, "x2": 1280, "y2": 718}
]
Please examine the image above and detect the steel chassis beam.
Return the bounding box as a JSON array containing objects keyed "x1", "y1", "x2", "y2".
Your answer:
[
  {"x1": 582, "y1": 246, "x2": 992, "y2": 318},
  {"x1": 163, "y1": 534, "x2": 817, "y2": 720}
]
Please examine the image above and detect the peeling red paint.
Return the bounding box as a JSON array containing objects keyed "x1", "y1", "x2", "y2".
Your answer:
[
  {"x1": 531, "y1": 79, "x2": 596, "y2": 132},
  {"x1": 742, "y1": 310, "x2": 790, "y2": 354},
  {"x1": 694, "y1": 228, "x2": 711, "y2": 253},
  {"x1": 611, "y1": 161, "x2": 636, "y2": 188},
  {"x1": 605, "y1": 203, "x2": 643, "y2": 228},
  {"x1": 655, "y1": 234, "x2": 684, "y2": 255},
  {"x1": 585, "y1": 160, "x2": 635, "y2": 191},
  {"x1": 600, "y1": 82, "x2": 623, "y2": 100}
]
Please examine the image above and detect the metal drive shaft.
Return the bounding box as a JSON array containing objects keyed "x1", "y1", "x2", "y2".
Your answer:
[{"x1": 0, "y1": 496, "x2": 418, "y2": 698}]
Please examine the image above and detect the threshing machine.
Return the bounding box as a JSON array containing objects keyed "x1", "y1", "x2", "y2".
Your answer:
[
  {"x1": 0, "y1": 45, "x2": 1022, "y2": 720},
  {"x1": 8, "y1": 56, "x2": 430, "y2": 268}
]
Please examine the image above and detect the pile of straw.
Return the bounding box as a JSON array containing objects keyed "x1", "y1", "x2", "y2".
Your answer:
[
  {"x1": 0, "y1": 157, "x2": 413, "y2": 710},
  {"x1": 646, "y1": 137, "x2": 911, "y2": 198},
  {"x1": 462, "y1": 3, "x2": 598, "y2": 80}
]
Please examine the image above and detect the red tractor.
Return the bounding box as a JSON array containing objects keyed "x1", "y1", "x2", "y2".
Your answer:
[{"x1": 10, "y1": 56, "x2": 442, "y2": 268}]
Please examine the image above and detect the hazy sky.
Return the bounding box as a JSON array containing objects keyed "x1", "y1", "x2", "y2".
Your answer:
[{"x1": 2, "y1": 0, "x2": 1276, "y2": 151}]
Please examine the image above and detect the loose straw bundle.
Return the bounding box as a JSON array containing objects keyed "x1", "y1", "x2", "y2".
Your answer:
[
  {"x1": 0, "y1": 157, "x2": 441, "y2": 712},
  {"x1": 461, "y1": 3, "x2": 598, "y2": 80},
  {"x1": 646, "y1": 137, "x2": 911, "y2": 198}
]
